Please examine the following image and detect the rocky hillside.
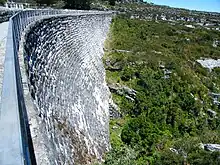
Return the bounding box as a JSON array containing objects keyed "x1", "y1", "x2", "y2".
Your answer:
[
  {"x1": 93, "y1": 1, "x2": 220, "y2": 31},
  {"x1": 100, "y1": 2, "x2": 220, "y2": 165}
]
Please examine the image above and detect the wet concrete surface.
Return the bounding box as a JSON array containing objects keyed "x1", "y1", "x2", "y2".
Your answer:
[{"x1": 0, "y1": 21, "x2": 9, "y2": 103}]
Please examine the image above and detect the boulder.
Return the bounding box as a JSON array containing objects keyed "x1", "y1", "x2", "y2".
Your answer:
[
  {"x1": 207, "y1": 109, "x2": 217, "y2": 117},
  {"x1": 108, "y1": 84, "x2": 137, "y2": 100},
  {"x1": 109, "y1": 99, "x2": 121, "y2": 119},
  {"x1": 203, "y1": 144, "x2": 220, "y2": 152}
]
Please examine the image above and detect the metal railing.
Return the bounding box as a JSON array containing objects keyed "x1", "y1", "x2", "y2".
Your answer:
[{"x1": 0, "y1": 9, "x2": 113, "y2": 165}]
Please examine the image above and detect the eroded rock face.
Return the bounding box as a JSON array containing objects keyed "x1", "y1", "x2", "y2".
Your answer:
[{"x1": 24, "y1": 14, "x2": 112, "y2": 164}]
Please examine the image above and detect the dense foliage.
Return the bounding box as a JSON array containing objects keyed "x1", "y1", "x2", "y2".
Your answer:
[
  {"x1": 0, "y1": 0, "x2": 6, "y2": 5},
  {"x1": 102, "y1": 14, "x2": 220, "y2": 164},
  {"x1": 34, "y1": 0, "x2": 91, "y2": 9},
  {"x1": 64, "y1": 0, "x2": 91, "y2": 9},
  {"x1": 34, "y1": 0, "x2": 117, "y2": 8}
]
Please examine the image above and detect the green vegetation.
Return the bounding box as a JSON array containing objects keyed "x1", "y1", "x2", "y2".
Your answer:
[
  {"x1": 35, "y1": 0, "x2": 57, "y2": 6},
  {"x1": 0, "y1": 0, "x2": 6, "y2": 5},
  {"x1": 64, "y1": 0, "x2": 91, "y2": 9},
  {"x1": 34, "y1": 0, "x2": 117, "y2": 9},
  {"x1": 34, "y1": 0, "x2": 91, "y2": 9},
  {"x1": 102, "y1": 14, "x2": 220, "y2": 164}
]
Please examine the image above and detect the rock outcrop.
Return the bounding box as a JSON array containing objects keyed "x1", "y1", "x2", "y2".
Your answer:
[
  {"x1": 197, "y1": 58, "x2": 220, "y2": 71},
  {"x1": 23, "y1": 14, "x2": 112, "y2": 164},
  {"x1": 203, "y1": 144, "x2": 220, "y2": 152}
]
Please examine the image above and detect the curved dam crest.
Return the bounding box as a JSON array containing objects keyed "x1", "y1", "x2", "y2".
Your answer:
[{"x1": 23, "y1": 14, "x2": 112, "y2": 164}]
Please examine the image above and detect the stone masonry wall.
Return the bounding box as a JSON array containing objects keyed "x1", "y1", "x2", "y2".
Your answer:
[{"x1": 23, "y1": 14, "x2": 112, "y2": 164}]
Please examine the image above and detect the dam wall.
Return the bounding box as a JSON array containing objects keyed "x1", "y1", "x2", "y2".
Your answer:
[
  {"x1": 23, "y1": 14, "x2": 112, "y2": 164},
  {"x1": 0, "y1": 10, "x2": 113, "y2": 165}
]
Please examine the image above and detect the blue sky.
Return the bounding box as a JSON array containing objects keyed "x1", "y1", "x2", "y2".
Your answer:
[{"x1": 144, "y1": 0, "x2": 220, "y2": 13}]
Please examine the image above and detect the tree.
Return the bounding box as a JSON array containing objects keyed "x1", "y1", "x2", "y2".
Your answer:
[
  {"x1": 109, "y1": 0, "x2": 115, "y2": 6},
  {"x1": 0, "y1": 0, "x2": 6, "y2": 6},
  {"x1": 64, "y1": 0, "x2": 91, "y2": 10},
  {"x1": 35, "y1": 0, "x2": 57, "y2": 6}
]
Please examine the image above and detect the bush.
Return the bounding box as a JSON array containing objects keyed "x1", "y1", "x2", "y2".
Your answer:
[{"x1": 104, "y1": 15, "x2": 220, "y2": 165}]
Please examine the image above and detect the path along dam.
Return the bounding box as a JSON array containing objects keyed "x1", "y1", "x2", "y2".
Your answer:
[{"x1": 0, "y1": 10, "x2": 113, "y2": 165}]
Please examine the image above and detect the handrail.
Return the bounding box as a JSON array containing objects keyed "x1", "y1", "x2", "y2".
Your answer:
[
  {"x1": 0, "y1": 9, "x2": 113, "y2": 165},
  {"x1": 0, "y1": 18, "x2": 25, "y2": 165}
]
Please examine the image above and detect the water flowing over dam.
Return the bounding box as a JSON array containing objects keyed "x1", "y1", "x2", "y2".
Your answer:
[{"x1": 0, "y1": 10, "x2": 113, "y2": 165}]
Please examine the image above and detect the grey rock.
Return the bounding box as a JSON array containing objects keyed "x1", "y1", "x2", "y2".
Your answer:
[
  {"x1": 209, "y1": 92, "x2": 220, "y2": 106},
  {"x1": 197, "y1": 58, "x2": 220, "y2": 71},
  {"x1": 108, "y1": 84, "x2": 137, "y2": 99},
  {"x1": 123, "y1": 86, "x2": 137, "y2": 97},
  {"x1": 104, "y1": 57, "x2": 123, "y2": 71},
  {"x1": 109, "y1": 99, "x2": 121, "y2": 119},
  {"x1": 203, "y1": 144, "x2": 220, "y2": 152},
  {"x1": 125, "y1": 95, "x2": 135, "y2": 101},
  {"x1": 112, "y1": 126, "x2": 118, "y2": 129},
  {"x1": 169, "y1": 148, "x2": 187, "y2": 158},
  {"x1": 169, "y1": 148, "x2": 179, "y2": 154},
  {"x1": 109, "y1": 61, "x2": 123, "y2": 71},
  {"x1": 159, "y1": 64, "x2": 165, "y2": 69},
  {"x1": 164, "y1": 69, "x2": 172, "y2": 75},
  {"x1": 207, "y1": 109, "x2": 217, "y2": 117},
  {"x1": 212, "y1": 40, "x2": 219, "y2": 48}
]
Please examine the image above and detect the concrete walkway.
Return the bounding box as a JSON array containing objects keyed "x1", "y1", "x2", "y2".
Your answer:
[{"x1": 0, "y1": 22, "x2": 9, "y2": 104}]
